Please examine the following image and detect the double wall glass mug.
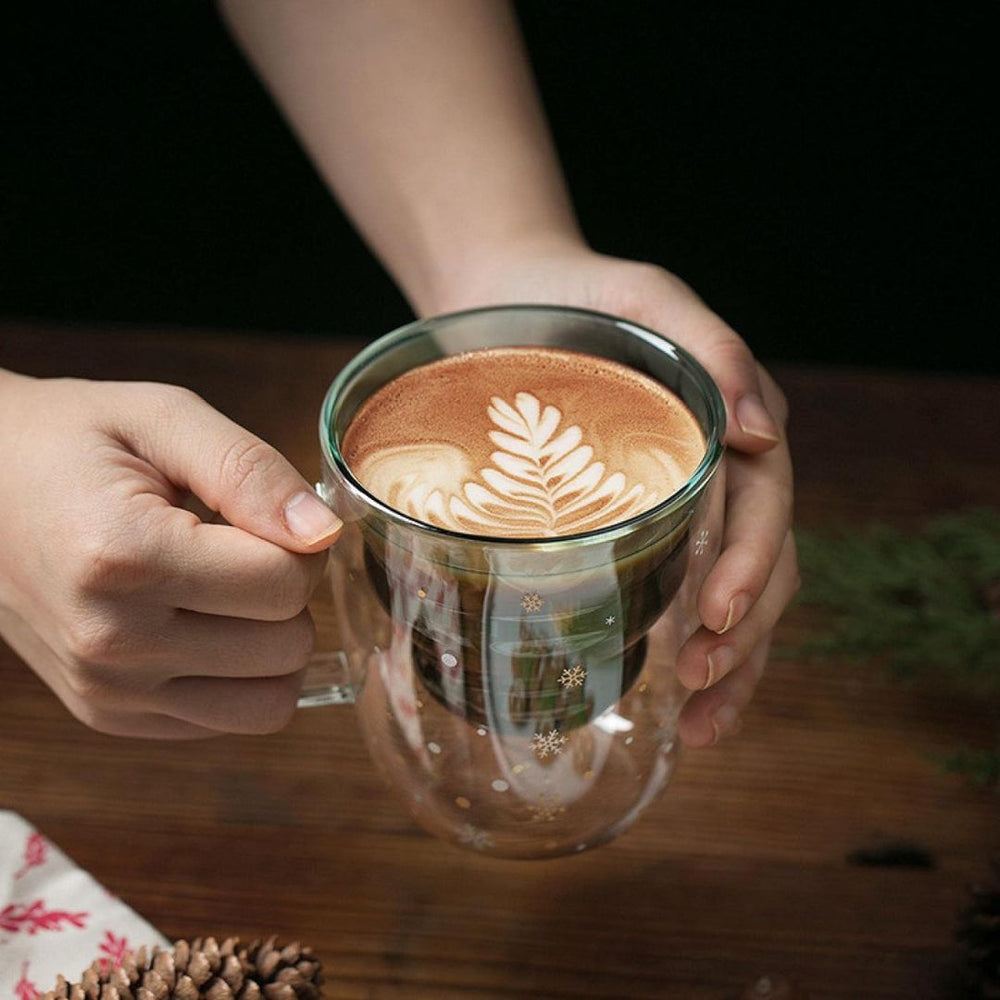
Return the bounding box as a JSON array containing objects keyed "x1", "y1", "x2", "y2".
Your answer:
[{"x1": 301, "y1": 305, "x2": 726, "y2": 859}]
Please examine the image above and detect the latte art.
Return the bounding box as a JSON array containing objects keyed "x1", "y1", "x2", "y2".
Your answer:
[
  {"x1": 357, "y1": 391, "x2": 680, "y2": 536},
  {"x1": 341, "y1": 347, "x2": 705, "y2": 538}
]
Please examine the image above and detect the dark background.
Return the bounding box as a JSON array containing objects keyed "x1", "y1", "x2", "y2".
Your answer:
[{"x1": 2, "y1": 3, "x2": 995, "y2": 372}]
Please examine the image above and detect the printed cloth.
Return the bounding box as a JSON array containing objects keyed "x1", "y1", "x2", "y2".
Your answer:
[{"x1": 0, "y1": 810, "x2": 168, "y2": 997}]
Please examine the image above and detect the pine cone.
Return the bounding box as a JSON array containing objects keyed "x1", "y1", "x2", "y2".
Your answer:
[
  {"x1": 957, "y1": 863, "x2": 1000, "y2": 999},
  {"x1": 43, "y1": 937, "x2": 322, "y2": 1000}
]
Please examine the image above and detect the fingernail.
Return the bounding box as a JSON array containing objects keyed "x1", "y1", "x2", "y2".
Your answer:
[
  {"x1": 284, "y1": 490, "x2": 342, "y2": 544},
  {"x1": 715, "y1": 592, "x2": 752, "y2": 634},
  {"x1": 711, "y1": 704, "x2": 741, "y2": 745},
  {"x1": 736, "y1": 393, "x2": 780, "y2": 443},
  {"x1": 703, "y1": 646, "x2": 734, "y2": 689}
]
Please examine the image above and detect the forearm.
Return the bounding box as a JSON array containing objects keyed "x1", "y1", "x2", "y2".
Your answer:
[
  {"x1": 217, "y1": 0, "x2": 583, "y2": 315},
  {"x1": 0, "y1": 367, "x2": 31, "y2": 393}
]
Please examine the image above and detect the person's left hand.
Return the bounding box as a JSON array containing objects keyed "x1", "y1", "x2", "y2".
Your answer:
[{"x1": 433, "y1": 240, "x2": 798, "y2": 747}]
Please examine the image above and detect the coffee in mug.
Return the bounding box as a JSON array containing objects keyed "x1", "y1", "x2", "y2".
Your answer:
[
  {"x1": 341, "y1": 346, "x2": 705, "y2": 538},
  {"x1": 307, "y1": 306, "x2": 726, "y2": 858}
]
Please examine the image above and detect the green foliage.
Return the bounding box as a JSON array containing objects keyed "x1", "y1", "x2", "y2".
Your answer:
[
  {"x1": 938, "y1": 747, "x2": 1000, "y2": 790},
  {"x1": 790, "y1": 508, "x2": 1000, "y2": 789}
]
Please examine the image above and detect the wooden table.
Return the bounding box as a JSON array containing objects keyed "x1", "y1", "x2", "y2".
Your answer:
[{"x1": 2, "y1": 320, "x2": 998, "y2": 999}]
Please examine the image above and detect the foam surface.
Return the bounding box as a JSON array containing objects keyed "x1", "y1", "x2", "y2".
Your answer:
[{"x1": 341, "y1": 347, "x2": 705, "y2": 538}]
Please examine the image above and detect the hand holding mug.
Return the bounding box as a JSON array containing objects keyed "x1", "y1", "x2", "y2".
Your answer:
[
  {"x1": 425, "y1": 245, "x2": 798, "y2": 748},
  {"x1": 0, "y1": 371, "x2": 340, "y2": 738}
]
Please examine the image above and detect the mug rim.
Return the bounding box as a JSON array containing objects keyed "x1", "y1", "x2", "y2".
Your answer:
[{"x1": 318, "y1": 303, "x2": 726, "y2": 548}]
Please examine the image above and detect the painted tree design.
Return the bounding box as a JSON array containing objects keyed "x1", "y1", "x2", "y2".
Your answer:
[
  {"x1": 96, "y1": 930, "x2": 131, "y2": 973},
  {"x1": 0, "y1": 900, "x2": 88, "y2": 935},
  {"x1": 14, "y1": 962, "x2": 39, "y2": 1000},
  {"x1": 13, "y1": 832, "x2": 47, "y2": 881}
]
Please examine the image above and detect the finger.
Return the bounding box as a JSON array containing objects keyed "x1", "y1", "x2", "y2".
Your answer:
[
  {"x1": 117, "y1": 384, "x2": 342, "y2": 553},
  {"x1": 56, "y1": 607, "x2": 316, "y2": 699},
  {"x1": 678, "y1": 637, "x2": 771, "y2": 749},
  {"x1": 1, "y1": 611, "x2": 223, "y2": 739},
  {"x1": 653, "y1": 293, "x2": 783, "y2": 453},
  {"x1": 153, "y1": 607, "x2": 317, "y2": 683},
  {"x1": 678, "y1": 531, "x2": 799, "y2": 691},
  {"x1": 698, "y1": 435, "x2": 795, "y2": 635},
  {"x1": 73, "y1": 710, "x2": 222, "y2": 740},
  {"x1": 156, "y1": 672, "x2": 305, "y2": 734},
  {"x1": 154, "y1": 510, "x2": 329, "y2": 620},
  {"x1": 53, "y1": 610, "x2": 314, "y2": 732}
]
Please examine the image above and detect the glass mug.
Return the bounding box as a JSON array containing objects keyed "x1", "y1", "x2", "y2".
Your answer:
[{"x1": 301, "y1": 305, "x2": 726, "y2": 859}]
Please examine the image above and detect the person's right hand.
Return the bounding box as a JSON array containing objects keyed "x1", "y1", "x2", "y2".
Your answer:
[{"x1": 0, "y1": 371, "x2": 341, "y2": 738}]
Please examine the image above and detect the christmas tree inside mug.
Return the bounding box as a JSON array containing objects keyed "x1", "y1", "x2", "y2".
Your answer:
[{"x1": 297, "y1": 305, "x2": 726, "y2": 860}]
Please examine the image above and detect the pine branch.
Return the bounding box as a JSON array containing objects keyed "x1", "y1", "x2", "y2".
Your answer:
[{"x1": 787, "y1": 508, "x2": 1000, "y2": 789}]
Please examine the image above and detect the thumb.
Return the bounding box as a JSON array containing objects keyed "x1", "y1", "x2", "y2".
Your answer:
[
  {"x1": 645, "y1": 284, "x2": 784, "y2": 454},
  {"x1": 122, "y1": 384, "x2": 342, "y2": 553}
]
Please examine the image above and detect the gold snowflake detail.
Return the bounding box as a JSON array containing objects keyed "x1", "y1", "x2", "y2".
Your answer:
[
  {"x1": 694, "y1": 528, "x2": 711, "y2": 555},
  {"x1": 521, "y1": 591, "x2": 543, "y2": 613},
  {"x1": 528, "y1": 792, "x2": 566, "y2": 823},
  {"x1": 558, "y1": 664, "x2": 587, "y2": 689},
  {"x1": 457, "y1": 823, "x2": 495, "y2": 851},
  {"x1": 531, "y1": 729, "x2": 567, "y2": 759}
]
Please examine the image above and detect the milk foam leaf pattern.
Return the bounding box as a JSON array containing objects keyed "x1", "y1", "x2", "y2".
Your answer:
[{"x1": 448, "y1": 392, "x2": 658, "y2": 537}]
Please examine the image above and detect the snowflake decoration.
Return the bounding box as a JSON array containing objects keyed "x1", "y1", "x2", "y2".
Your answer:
[
  {"x1": 531, "y1": 728, "x2": 567, "y2": 759},
  {"x1": 521, "y1": 591, "x2": 544, "y2": 613},
  {"x1": 654, "y1": 722, "x2": 676, "y2": 746},
  {"x1": 694, "y1": 528, "x2": 710, "y2": 555},
  {"x1": 604, "y1": 615, "x2": 616, "y2": 626},
  {"x1": 457, "y1": 823, "x2": 495, "y2": 852},
  {"x1": 558, "y1": 664, "x2": 587, "y2": 689},
  {"x1": 528, "y1": 792, "x2": 566, "y2": 823}
]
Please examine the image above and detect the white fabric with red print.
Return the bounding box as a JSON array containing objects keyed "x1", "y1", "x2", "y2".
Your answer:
[{"x1": 1, "y1": 811, "x2": 168, "y2": 997}]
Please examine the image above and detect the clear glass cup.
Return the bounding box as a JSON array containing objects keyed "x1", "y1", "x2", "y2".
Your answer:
[{"x1": 301, "y1": 305, "x2": 726, "y2": 859}]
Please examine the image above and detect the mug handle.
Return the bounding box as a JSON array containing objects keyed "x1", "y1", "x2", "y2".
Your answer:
[
  {"x1": 296, "y1": 482, "x2": 357, "y2": 708},
  {"x1": 298, "y1": 650, "x2": 354, "y2": 707}
]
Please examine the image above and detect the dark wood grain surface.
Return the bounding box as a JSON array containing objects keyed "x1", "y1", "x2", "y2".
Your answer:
[{"x1": 2, "y1": 320, "x2": 998, "y2": 999}]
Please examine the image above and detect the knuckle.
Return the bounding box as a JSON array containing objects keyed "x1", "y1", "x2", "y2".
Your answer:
[
  {"x1": 65, "y1": 698, "x2": 121, "y2": 735},
  {"x1": 62, "y1": 612, "x2": 128, "y2": 671},
  {"x1": 701, "y1": 334, "x2": 759, "y2": 399},
  {"x1": 62, "y1": 650, "x2": 119, "y2": 706},
  {"x1": 620, "y1": 264, "x2": 699, "y2": 324},
  {"x1": 140, "y1": 382, "x2": 203, "y2": 420},
  {"x1": 70, "y1": 531, "x2": 148, "y2": 599},
  {"x1": 267, "y1": 561, "x2": 321, "y2": 620},
  {"x1": 713, "y1": 326, "x2": 753, "y2": 359},
  {"x1": 628, "y1": 260, "x2": 672, "y2": 293},
  {"x1": 219, "y1": 435, "x2": 280, "y2": 497},
  {"x1": 117, "y1": 382, "x2": 206, "y2": 441}
]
